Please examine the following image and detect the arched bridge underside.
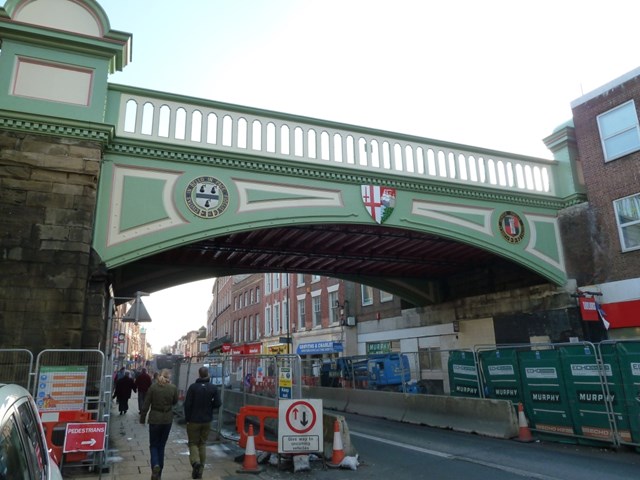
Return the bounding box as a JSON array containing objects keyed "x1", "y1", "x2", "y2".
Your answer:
[{"x1": 94, "y1": 87, "x2": 582, "y2": 306}]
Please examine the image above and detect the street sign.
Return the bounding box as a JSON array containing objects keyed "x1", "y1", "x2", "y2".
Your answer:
[
  {"x1": 278, "y1": 366, "x2": 292, "y2": 399},
  {"x1": 278, "y1": 399, "x2": 323, "y2": 454},
  {"x1": 63, "y1": 422, "x2": 107, "y2": 453}
]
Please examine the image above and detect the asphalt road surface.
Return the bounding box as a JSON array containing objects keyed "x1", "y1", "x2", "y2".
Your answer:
[{"x1": 258, "y1": 411, "x2": 640, "y2": 479}]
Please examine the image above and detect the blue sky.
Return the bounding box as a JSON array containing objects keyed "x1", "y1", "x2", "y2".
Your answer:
[{"x1": 96, "y1": 0, "x2": 640, "y2": 350}]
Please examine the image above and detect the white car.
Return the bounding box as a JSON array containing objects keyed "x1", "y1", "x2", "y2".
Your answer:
[{"x1": 0, "y1": 383, "x2": 63, "y2": 480}]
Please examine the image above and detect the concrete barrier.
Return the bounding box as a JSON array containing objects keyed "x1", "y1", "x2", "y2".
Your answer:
[
  {"x1": 304, "y1": 386, "x2": 350, "y2": 411},
  {"x1": 345, "y1": 389, "x2": 406, "y2": 422},
  {"x1": 402, "y1": 394, "x2": 518, "y2": 439},
  {"x1": 302, "y1": 386, "x2": 518, "y2": 439}
]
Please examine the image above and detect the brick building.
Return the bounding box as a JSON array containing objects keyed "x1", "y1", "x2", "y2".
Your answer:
[{"x1": 570, "y1": 66, "x2": 640, "y2": 338}]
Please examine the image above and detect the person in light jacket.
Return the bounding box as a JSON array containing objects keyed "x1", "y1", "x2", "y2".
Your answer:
[
  {"x1": 140, "y1": 369, "x2": 178, "y2": 480},
  {"x1": 184, "y1": 367, "x2": 222, "y2": 479}
]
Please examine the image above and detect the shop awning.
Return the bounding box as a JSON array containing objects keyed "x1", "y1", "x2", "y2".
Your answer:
[{"x1": 296, "y1": 341, "x2": 343, "y2": 355}]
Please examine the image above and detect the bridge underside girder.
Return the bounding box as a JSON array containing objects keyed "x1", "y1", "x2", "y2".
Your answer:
[{"x1": 109, "y1": 224, "x2": 547, "y2": 306}]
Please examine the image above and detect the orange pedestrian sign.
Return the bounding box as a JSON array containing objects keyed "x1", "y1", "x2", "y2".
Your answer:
[{"x1": 63, "y1": 422, "x2": 107, "y2": 452}]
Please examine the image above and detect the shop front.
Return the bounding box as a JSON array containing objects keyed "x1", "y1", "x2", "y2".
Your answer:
[
  {"x1": 296, "y1": 341, "x2": 343, "y2": 383},
  {"x1": 231, "y1": 342, "x2": 262, "y2": 355}
]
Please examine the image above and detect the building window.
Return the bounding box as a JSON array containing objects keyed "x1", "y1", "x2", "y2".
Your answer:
[
  {"x1": 311, "y1": 274, "x2": 321, "y2": 283},
  {"x1": 312, "y1": 296, "x2": 321, "y2": 327},
  {"x1": 265, "y1": 305, "x2": 271, "y2": 337},
  {"x1": 297, "y1": 299, "x2": 306, "y2": 330},
  {"x1": 297, "y1": 274, "x2": 305, "y2": 285},
  {"x1": 264, "y1": 274, "x2": 271, "y2": 294},
  {"x1": 283, "y1": 297, "x2": 289, "y2": 330},
  {"x1": 249, "y1": 315, "x2": 254, "y2": 340},
  {"x1": 380, "y1": 290, "x2": 393, "y2": 302},
  {"x1": 282, "y1": 273, "x2": 289, "y2": 287},
  {"x1": 614, "y1": 193, "x2": 640, "y2": 251},
  {"x1": 597, "y1": 100, "x2": 640, "y2": 162},
  {"x1": 329, "y1": 291, "x2": 339, "y2": 324},
  {"x1": 361, "y1": 285, "x2": 374, "y2": 306},
  {"x1": 273, "y1": 302, "x2": 280, "y2": 334},
  {"x1": 250, "y1": 289, "x2": 254, "y2": 304},
  {"x1": 244, "y1": 291, "x2": 248, "y2": 307},
  {"x1": 273, "y1": 273, "x2": 280, "y2": 291},
  {"x1": 256, "y1": 287, "x2": 261, "y2": 303},
  {"x1": 255, "y1": 313, "x2": 261, "y2": 338}
]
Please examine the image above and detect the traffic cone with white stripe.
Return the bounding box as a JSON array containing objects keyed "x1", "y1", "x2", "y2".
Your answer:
[
  {"x1": 237, "y1": 425, "x2": 261, "y2": 474},
  {"x1": 327, "y1": 419, "x2": 345, "y2": 467},
  {"x1": 516, "y1": 402, "x2": 533, "y2": 442}
]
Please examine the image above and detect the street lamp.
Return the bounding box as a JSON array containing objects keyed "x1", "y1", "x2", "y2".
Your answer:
[
  {"x1": 286, "y1": 276, "x2": 291, "y2": 354},
  {"x1": 106, "y1": 291, "x2": 151, "y2": 363}
]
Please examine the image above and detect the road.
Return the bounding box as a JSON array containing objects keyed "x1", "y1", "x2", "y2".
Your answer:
[{"x1": 259, "y1": 411, "x2": 640, "y2": 479}]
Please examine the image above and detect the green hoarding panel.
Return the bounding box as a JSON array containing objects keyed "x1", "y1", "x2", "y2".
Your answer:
[
  {"x1": 560, "y1": 344, "x2": 625, "y2": 445},
  {"x1": 614, "y1": 341, "x2": 640, "y2": 444},
  {"x1": 478, "y1": 348, "x2": 523, "y2": 406},
  {"x1": 518, "y1": 348, "x2": 576, "y2": 443},
  {"x1": 447, "y1": 350, "x2": 480, "y2": 397}
]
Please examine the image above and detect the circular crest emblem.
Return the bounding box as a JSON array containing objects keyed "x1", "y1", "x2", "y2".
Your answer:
[
  {"x1": 498, "y1": 211, "x2": 525, "y2": 244},
  {"x1": 185, "y1": 176, "x2": 229, "y2": 219}
]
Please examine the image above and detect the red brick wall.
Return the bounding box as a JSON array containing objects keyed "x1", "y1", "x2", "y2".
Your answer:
[{"x1": 571, "y1": 76, "x2": 640, "y2": 282}]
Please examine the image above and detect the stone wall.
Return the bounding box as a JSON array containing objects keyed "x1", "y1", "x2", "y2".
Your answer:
[{"x1": 0, "y1": 130, "x2": 106, "y2": 353}]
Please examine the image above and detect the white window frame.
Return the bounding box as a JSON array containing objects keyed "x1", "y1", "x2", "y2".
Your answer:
[
  {"x1": 312, "y1": 296, "x2": 322, "y2": 327},
  {"x1": 264, "y1": 305, "x2": 271, "y2": 337},
  {"x1": 264, "y1": 274, "x2": 271, "y2": 294},
  {"x1": 273, "y1": 302, "x2": 280, "y2": 334},
  {"x1": 329, "y1": 291, "x2": 339, "y2": 324},
  {"x1": 614, "y1": 193, "x2": 640, "y2": 252},
  {"x1": 597, "y1": 100, "x2": 640, "y2": 162},
  {"x1": 297, "y1": 297, "x2": 306, "y2": 330},
  {"x1": 380, "y1": 290, "x2": 393, "y2": 302},
  {"x1": 361, "y1": 285, "x2": 374, "y2": 306}
]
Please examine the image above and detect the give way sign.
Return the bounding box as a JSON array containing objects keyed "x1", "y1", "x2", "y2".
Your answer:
[
  {"x1": 278, "y1": 399, "x2": 323, "y2": 454},
  {"x1": 63, "y1": 422, "x2": 107, "y2": 452}
]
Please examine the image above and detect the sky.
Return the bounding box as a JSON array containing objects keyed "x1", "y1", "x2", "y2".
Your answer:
[{"x1": 96, "y1": 0, "x2": 640, "y2": 350}]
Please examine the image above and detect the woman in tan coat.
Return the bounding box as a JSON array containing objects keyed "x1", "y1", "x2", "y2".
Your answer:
[{"x1": 140, "y1": 369, "x2": 178, "y2": 480}]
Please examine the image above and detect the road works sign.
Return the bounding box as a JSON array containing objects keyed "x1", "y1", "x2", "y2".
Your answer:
[
  {"x1": 278, "y1": 399, "x2": 323, "y2": 454},
  {"x1": 63, "y1": 422, "x2": 107, "y2": 452}
]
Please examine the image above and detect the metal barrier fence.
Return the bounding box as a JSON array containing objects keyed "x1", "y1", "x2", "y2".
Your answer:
[
  {"x1": 31, "y1": 350, "x2": 111, "y2": 472},
  {"x1": 173, "y1": 354, "x2": 303, "y2": 436},
  {"x1": 295, "y1": 342, "x2": 640, "y2": 449},
  {"x1": 0, "y1": 348, "x2": 34, "y2": 390},
  {"x1": 299, "y1": 349, "x2": 469, "y2": 395},
  {"x1": 454, "y1": 341, "x2": 640, "y2": 449}
]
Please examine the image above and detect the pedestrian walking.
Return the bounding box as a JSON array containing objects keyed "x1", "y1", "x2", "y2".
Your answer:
[
  {"x1": 134, "y1": 367, "x2": 153, "y2": 413},
  {"x1": 184, "y1": 366, "x2": 222, "y2": 479},
  {"x1": 140, "y1": 369, "x2": 178, "y2": 480},
  {"x1": 112, "y1": 370, "x2": 136, "y2": 415}
]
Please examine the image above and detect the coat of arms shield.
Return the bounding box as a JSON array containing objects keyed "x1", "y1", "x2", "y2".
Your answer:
[{"x1": 361, "y1": 185, "x2": 396, "y2": 224}]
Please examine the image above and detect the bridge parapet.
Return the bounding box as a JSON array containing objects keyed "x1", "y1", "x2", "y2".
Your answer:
[{"x1": 108, "y1": 85, "x2": 558, "y2": 197}]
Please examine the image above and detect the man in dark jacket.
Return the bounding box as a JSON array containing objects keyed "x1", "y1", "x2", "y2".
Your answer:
[
  {"x1": 134, "y1": 368, "x2": 152, "y2": 413},
  {"x1": 184, "y1": 366, "x2": 222, "y2": 479}
]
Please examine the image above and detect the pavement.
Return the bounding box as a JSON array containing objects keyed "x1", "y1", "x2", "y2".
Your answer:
[{"x1": 60, "y1": 396, "x2": 271, "y2": 480}]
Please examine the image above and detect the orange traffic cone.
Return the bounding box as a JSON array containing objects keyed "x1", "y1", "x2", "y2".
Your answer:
[
  {"x1": 327, "y1": 419, "x2": 345, "y2": 467},
  {"x1": 237, "y1": 425, "x2": 261, "y2": 474},
  {"x1": 516, "y1": 402, "x2": 533, "y2": 442}
]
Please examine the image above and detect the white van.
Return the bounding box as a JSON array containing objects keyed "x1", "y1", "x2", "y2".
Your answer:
[{"x1": 0, "y1": 383, "x2": 63, "y2": 480}]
